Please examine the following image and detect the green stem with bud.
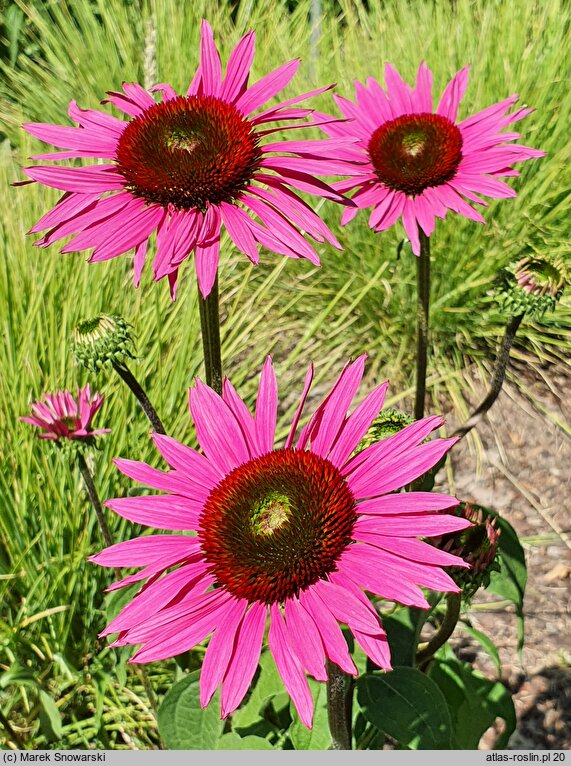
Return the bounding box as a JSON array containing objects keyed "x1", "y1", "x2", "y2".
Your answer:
[
  {"x1": 416, "y1": 592, "x2": 462, "y2": 668},
  {"x1": 414, "y1": 231, "x2": 431, "y2": 421},
  {"x1": 326, "y1": 660, "x2": 353, "y2": 750},
  {"x1": 454, "y1": 313, "x2": 524, "y2": 438},
  {"x1": 113, "y1": 361, "x2": 166, "y2": 434},
  {"x1": 198, "y1": 274, "x2": 223, "y2": 396}
]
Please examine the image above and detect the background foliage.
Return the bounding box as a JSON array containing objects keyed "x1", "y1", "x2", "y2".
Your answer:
[{"x1": 0, "y1": 0, "x2": 569, "y2": 748}]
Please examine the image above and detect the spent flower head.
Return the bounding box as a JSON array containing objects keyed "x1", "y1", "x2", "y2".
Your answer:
[
  {"x1": 91, "y1": 356, "x2": 471, "y2": 728},
  {"x1": 21, "y1": 385, "x2": 110, "y2": 446},
  {"x1": 496, "y1": 255, "x2": 567, "y2": 319},
  {"x1": 73, "y1": 314, "x2": 136, "y2": 372},
  {"x1": 316, "y1": 62, "x2": 544, "y2": 253},
  {"x1": 20, "y1": 20, "x2": 354, "y2": 299}
]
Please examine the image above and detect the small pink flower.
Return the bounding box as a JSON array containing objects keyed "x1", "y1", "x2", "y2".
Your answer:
[
  {"x1": 91, "y1": 356, "x2": 471, "y2": 728},
  {"x1": 21, "y1": 384, "x2": 109, "y2": 441},
  {"x1": 20, "y1": 21, "x2": 355, "y2": 299},
  {"x1": 317, "y1": 62, "x2": 544, "y2": 253}
]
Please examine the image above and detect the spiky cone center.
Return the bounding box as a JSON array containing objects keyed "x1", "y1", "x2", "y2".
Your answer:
[
  {"x1": 115, "y1": 95, "x2": 263, "y2": 210},
  {"x1": 198, "y1": 449, "x2": 357, "y2": 603},
  {"x1": 72, "y1": 314, "x2": 134, "y2": 371},
  {"x1": 368, "y1": 113, "x2": 463, "y2": 195}
]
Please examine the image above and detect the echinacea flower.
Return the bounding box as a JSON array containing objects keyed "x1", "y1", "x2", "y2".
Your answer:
[
  {"x1": 73, "y1": 314, "x2": 136, "y2": 372},
  {"x1": 20, "y1": 21, "x2": 354, "y2": 299},
  {"x1": 316, "y1": 62, "x2": 544, "y2": 253},
  {"x1": 91, "y1": 356, "x2": 471, "y2": 728},
  {"x1": 21, "y1": 384, "x2": 109, "y2": 441}
]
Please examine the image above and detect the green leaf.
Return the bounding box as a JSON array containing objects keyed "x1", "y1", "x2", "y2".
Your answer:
[
  {"x1": 104, "y1": 582, "x2": 142, "y2": 625},
  {"x1": 157, "y1": 670, "x2": 224, "y2": 749},
  {"x1": 290, "y1": 678, "x2": 331, "y2": 750},
  {"x1": 381, "y1": 607, "x2": 427, "y2": 667},
  {"x1": 38, "y1": 689, "x2": 63, "y2": 742},
  {"x1": 428, "y1": 647, "x2": 516, "y2": 749},
  {"x1": 459, "y1": 622, "x2": 502, "y2": 678},
  {"x1": 232, "y1": 650, "x2": 285, "y2": 728},
  {"x1": 217, "y1": 732, "x2": 273, "y2": 749},
  {"x1": 356, "y1": 667, "x2": 453, "y2": 749},
  {"x1": 486, "y1": 511, "x2": 527, "y2": 649}
]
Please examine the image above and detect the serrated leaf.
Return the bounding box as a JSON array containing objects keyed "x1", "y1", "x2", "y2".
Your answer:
[
  {"x1": 428, "y1": 647, "x2": 516, "y2": 749},
  {"x1": 290, "y1": 678, "x2": 331, "y2": 750},
  {"x1": 157, "y1": 670, "x2": 224, "y2": 749},
  {"x1": 38, "y1": 689, "x2": 63, "y2": 741},
  {"x1": 217, "y1": 732, "x2": 274, "y2": 749},
  {"x1": 356, "y1": 667, "x2": 453, "y2": 749}
]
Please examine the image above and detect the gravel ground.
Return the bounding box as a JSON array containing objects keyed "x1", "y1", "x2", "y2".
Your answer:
[{"x1": 441, "y1": 363, "x2": 571, "y2": 749}]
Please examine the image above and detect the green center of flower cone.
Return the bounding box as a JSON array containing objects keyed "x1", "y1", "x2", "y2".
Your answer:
[
  {"x1": 116, "y1": 95, "x2": 262, "y2": 210},
  {"x1": 368, "y1": 113, "x2": 463, "y2": 196},
  {"x1": 198, "y1": 449, "x2": 356, "y2": 603}
]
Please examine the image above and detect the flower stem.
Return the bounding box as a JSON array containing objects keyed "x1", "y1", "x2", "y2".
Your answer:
[
  {"x1": 198, "y1": 274, "x2": 223, "y2": 396},
  {"x1": 414, "y1": 231, "x2": 431, "y2": 421},
  {"x1": 112, "y1": 361, "x2": 166, "y2": 434},
  {"x1": 453, "y1": 313, "x2": 524, "y2": 438},
  {"x1": 326, "y1": 660, "x2": 353, "y2": 750},
  {"x1": 76, "y1": 452, "x2": 115, "y2": 551},
  {"x1": 416, "y1": 592, "x2": 462, "y2": 668},
  {"x1": 0, "y1": 707, "x2": 26, "y2": 749}
]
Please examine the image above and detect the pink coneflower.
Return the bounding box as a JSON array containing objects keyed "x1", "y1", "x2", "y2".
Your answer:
[
  {"x1": 317, "y1": 63, "x2": 544, "y2": 253},
  {"x1": 21, "y1": 384, "x2": 109, "y2": 441},
  {"x1": 91, "y1": 356, "x2": 471, "y2": 728},
  {"x1": 19, "y1": 21, "x2": 354, "y2": 299}
]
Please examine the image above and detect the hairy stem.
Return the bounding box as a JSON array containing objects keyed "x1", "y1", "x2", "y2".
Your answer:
[
  {"x1": 454, "y1": 313, "x2": 524, "y2": 438},
  {"x1": 326, "y1": 661, "x2": 353, "y2": 750},
  {"x1": 113, "y1": 362, "x2": 166, "y2": 435},
  {"x1": 416, "y1": 592, "x2": 462, "y2": 668},
  {"x1": 414, "y1": 231, "x2": 431, "y2": 421},
  {"x1": 198, "y1": 274, "x2": 223, "y2": 395}
]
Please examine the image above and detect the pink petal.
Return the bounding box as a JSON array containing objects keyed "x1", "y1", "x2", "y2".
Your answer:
[
  {"x1": 437, "y1": 65, "x2": 470, "y2": 123},
  {"x1": 220, "y1": 29, "x2": 255, "y2": 103},
  {"x1": 384, "y1": 63, "x2": 413, "y2": 116},
  {"x1": 338, "y1": 546, "x2": 430, "y2": 608},
  {"x1": 200, "y1": 598, "x2": 249, "y2": 707},
  {"x1": 357, "y1": 491, "x2": 459, "y2": 515},
  {"x1": 236, "y1": 59, "x2": 300, "y2": 116},
  {"x1": 112, "y1": 458, "x2": 210, "y2": 501},
  {"x1": 352, "y1": 533, "x2": 469, "y2": 569},
  {"x1": 24, "y1": 164, "x2": 124, "y2": 193},
  {"x1": 255, "y1": 356, "x2": 278, "y2": 453},
  {"x1": 268, "y1": 603, "x2": 314, "y2": 729},
  {"x1": 411, "y1": 62, "x2": 433, "y2": 113},
  {"x1": 299, "y1": 588, "x2": 357, "y2": 675},
  {"x1": 220, "y1": 202, "x2": 260, "y2": 264},
  {"x1": 105, "y1": 494, "x2": 202, "y2": 530},
  {"x1": 354, "y1": 513, "x2": 472, "y2": 537},
  {"x1": 222, "y1": 378, "x2": 260, "y2": 458},
  {"x1": 195, "y1": 208, "x2": 221, "y2": 298},
  {"x1": 284, "y1": 597, "x2": 327, "y2": 682},
  {"x1": 328, "y1": 381, "x2": 389, "y2": 468},
  {"x1": 189, "y1": 379, "x2": 251, "y2": 475},
  {"x1": 221, "y1": 602, "x2": 267, "y2": 717},
  {"x1": 152, "y1": 433, "x2": 222, "y2": 488},
  {"x1": 284, "y1": 363, "x2": 314, "y2": 449},
  {"x1": 198, "y1": 20, "x2": 222, "y2": 97},
  {"x1": 89, "y1": 534, "x2": 200, "y2": 567}
]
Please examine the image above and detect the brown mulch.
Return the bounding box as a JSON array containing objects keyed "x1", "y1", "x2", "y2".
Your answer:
[{"x1": 439, "y1": 362, "x2": 571, "y2": 750}]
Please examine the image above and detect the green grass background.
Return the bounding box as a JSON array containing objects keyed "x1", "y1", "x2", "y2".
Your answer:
[{"x1": 0, "y1": 0, "x2": 569, "y2": 748}]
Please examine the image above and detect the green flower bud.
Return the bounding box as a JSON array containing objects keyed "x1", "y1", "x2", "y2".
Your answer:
[
  {"x1": 72, "y1": 315, "x2": 135, "y2": 372},
  {"x1": 496, "y1": 256, "x2": 567, "y2": 319},
  {"x1": 355, "y1": 408, "x2": 415, "y2": 455}
]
